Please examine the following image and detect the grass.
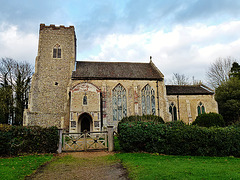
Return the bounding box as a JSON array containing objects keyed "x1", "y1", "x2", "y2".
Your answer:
[
  {"x1": 115, "y1": 153, "x2": 240, "y2": 180},
  {"x1": 0, "y1": 154, "x2": 53, "y2": 180},
  {"x1": 114, "y1": 135, "x2": 122, "y2": 151}
]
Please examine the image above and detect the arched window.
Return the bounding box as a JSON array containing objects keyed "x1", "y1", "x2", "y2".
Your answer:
[
  {"x1": 141, "y1": 84, "x2": 155, "y2": 115},
  {"x1": 112, "y1": 84, "x2": 127, "y2": 121},
  {"x1": 197, "y1": 102, "x2": 205, "y2": 115},
  {"x1": 53, "y1": 44, "x2": 61, "y2": 58},
  {"x1": 169, "y1": 102, "x2": 177, "y2": 121},
  {"x1": 83, "y1": 94, "x2": 87, "y2": 105}
]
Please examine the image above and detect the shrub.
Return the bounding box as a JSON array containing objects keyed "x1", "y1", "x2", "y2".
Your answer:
[
  {"x1": 165, "y1": 120, "x2": 185, "y2": 128},
  {"x1": 118, "y1": 122, "x2": 240, "y2": 157},
  {"x1": 120, "y1": 115, "x2": 165, "y2": 124},
  {"x1": 118, "y1": 115, "x2": 164, "y2": 135},
  {"x1": 0, "y1": 125, "x2": 59, "y2": 156},
  {"x1": 118, "y1": 121, "x2": 166, "y2": 152},
  {"x1": 192, "y1": 112, "x2": 225, "y2": 127}
]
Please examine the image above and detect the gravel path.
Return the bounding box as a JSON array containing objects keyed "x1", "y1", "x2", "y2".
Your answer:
[{"x1": 26, "y1": 151, "x2": 129, "y2": 180}]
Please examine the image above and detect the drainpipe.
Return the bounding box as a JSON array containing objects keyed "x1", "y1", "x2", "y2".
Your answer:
[
  {"x1": 156, "y1": 81, "x2": 160, "y2": 116},
  {"x1": 177, "y1": 95, "x2": 180, "y2": 120},
  {"x1": 69, "y1": 91, "x2": 71, "y2": 131},
  {"x1": 100, "y1": 92, "x2": 103, "y2": 131}
]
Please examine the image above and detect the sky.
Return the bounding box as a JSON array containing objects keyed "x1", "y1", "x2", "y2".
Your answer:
[{"x1": 0, "y1": 0, "x2": 240, "y2": 84}]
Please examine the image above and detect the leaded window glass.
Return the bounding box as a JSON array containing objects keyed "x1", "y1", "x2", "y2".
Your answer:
[
  {"x1": 112, "y1": 84, "x2": 127, "y2": 121},
  {"x1": 169, "y1": 102, "x2": 177, "y2": 121},
  {"x1": 197, "y1": 102, "x2": 205, "y2": 115},
  {"x1": 141, "y1": 84, "x2": 155, "y2": 115}
]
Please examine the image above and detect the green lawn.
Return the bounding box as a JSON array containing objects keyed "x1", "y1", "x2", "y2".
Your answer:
[
  {"x1": 0, "y1": 154, "x2": 53, "y2": 180},
  {"x1": 115, "y1": 153, "x2": 240, "y2": 180}
]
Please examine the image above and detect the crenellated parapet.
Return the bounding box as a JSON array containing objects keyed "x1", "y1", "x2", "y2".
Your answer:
[{"x1": 40, "y1": 23, "x2": 74, "y2": 30}]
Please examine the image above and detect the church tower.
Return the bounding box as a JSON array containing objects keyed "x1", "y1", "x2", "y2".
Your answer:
[{"x1": 23, "y1": 24, "x2": 76, "y2": 128}]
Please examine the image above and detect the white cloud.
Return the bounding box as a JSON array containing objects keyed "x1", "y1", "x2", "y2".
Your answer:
[
  {"x1": 85, "y1": 20, "x2": 240, "y2": 83},
  {"x1": 0, "y1": 23, "x2": 38, "y2": 64}
]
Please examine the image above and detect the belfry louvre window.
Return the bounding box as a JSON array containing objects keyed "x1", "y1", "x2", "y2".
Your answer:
[
  {"x1": 141, "y1": 84, "x2": 155, "y2": 115},
  {"x1": 53, "y1": 44, "x2": 61, "y2": 58},
  {"x1": 112, "y1": 84, "x2": 127, "y2": 121},
  {"x1": 197, "y1": 102, "x2": 205, "y2": 115},
  {"x1": 169, "y1": 102, "x2": 177, "y2": 121}
]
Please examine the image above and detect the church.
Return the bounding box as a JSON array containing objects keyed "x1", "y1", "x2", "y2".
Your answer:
[{"x1": 23, "y1": 24, "x2": 218, "y2": 132}]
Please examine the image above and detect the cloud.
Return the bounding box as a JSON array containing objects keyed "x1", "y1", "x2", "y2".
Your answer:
[
  {"x1": 0, "y1": 0, "x2": 240, "y2": 83},
  {"x1": 0, "y1": 23, "x2": 38, "y2": 63},
  {"x1": 84, "y1": 20, "x2": 240, "y2": 82},
  {"x1": 175, "y1": 0, "x2": 240, "y2": 24}
]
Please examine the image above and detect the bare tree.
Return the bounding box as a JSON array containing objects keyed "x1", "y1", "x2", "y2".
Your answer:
[
  {"x1": 206, "y1": 57, "x2": 236, "y2": 89},
  {"x1": 170, "y1": 73, "x2": 190, "y2": 85},
  {"x1": 0, "y1": 57, "x2": 33, "y2": 125},
  {"x1": 0, "y1": 58, "x2": 15, "y2": 86},
  {"x1": 192, "y1": 76, "x2": 202, "y2": 85}
]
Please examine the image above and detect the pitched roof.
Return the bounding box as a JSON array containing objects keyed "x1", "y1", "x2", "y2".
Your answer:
[
  {"x1": 166, "y1": 85, "x2": 214, "y2": 95},
  {"x1": 72, "y1": 61, "x2": 164, "y2": 80}
]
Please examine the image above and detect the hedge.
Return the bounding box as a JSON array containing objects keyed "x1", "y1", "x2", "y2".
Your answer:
[
  {"x1": 192, "y1": 112, "x2": 225, "y2": 127},
  {"x1": 120, "y1": 115, "x2": 165, "y2": 124},
  {"x1": 0, "y1": 124, "x2": 59, "y2": 156},
  {"x1": 118, "y1": 121, "x2": 240, "y2": 157}
]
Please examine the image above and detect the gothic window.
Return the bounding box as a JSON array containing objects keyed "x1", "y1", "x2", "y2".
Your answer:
[
  {"x1": 112, "y1": 84, "x2": 127, "y2": 121},
  {"x1": 83, "y1": 94, "x2": 87, "y2": 105},
  {"x1": 169, "y1": 102, "x2": 177, "y2": 121},
  {"x1": 53, "y1": 44, "x2": 61, "y2": 58},
  {"x1": 197, "y1": 102, "x2": 205, "y2": 115},
  {"x1": 141, "y1": 84, "x2": 155, "y2": 115}
]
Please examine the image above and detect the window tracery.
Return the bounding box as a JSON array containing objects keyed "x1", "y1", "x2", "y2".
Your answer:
[
  {"x1": 197, "y1": 102, "x2": 205, "y2": 115},
  {"x1": 141, "y1": 84, "x2": 155, "y2": 115},
  {"x1": 169, "y1": 102, "x2": 177, "y2": 121},
  {"x1": 53, "y1": 44, "x2": 61, "y2": 58},
  {"x1": 112, "y1": 84, "x2": 127, "y2": 121}
]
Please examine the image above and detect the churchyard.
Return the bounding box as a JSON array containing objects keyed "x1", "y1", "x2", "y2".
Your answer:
[
  {"x1": 1, "y1": 115, "x2": 240, "y2": 179},
  {"x1": 1, "y1": 150, "x2": 240, "y2": 179}
]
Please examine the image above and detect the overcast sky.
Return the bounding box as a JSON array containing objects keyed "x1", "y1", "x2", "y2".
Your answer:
[{"x1": 0, "y1": 0, "x2": 240, "y2": 83}]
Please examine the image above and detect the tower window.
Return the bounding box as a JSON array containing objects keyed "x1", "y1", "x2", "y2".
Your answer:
[{"x1": 53, "y1": 44, "x2": 61, "y2": 58}]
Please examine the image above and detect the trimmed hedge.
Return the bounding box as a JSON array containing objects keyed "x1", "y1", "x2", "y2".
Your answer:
[
  {"x1": 118, "y1": 121, "x2": 240, "y2": 157},
  {"x1": 0, "y1": 124, "x2": 59, "y2": 156},
  {"x1": 192, "y1": 112, "x2": 225, "y2": 127},
  {"x1": 120, "y1": 115, "x2": 165, "y2": 124}
]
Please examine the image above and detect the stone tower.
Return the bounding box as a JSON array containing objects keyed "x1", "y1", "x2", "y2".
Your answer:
[{"x1": 23, "y1": 24, "x2": 76, "y2": 128}]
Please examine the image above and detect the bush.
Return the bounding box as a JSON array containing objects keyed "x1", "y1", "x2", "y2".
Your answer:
[
  {"x1": 118, "y1": 115, "x2": 164, "y2": 135},
  {"x1": 192, "y1": 112, "x2": 225, "y2": 127},
  {"x1": 120, "y1": 115, "x2": 165, "y2": 124},
  {"x1": 0, "y1": 125, "x2": 59, "y2": 156},
  {"x1": 165, "y1": 120, "x2": 185, "y2": 128},
  {"x1": 118, "y1": 122, "x2": 240, "y2": 157}
]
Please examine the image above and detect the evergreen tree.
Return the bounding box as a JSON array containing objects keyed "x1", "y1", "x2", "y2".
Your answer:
[
  {"x1": 230, "y1": 62, "x2": 240, "y2": 79},
  {"x1": 215, "y1": 62, "x2": 240, "y2": 124}
]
